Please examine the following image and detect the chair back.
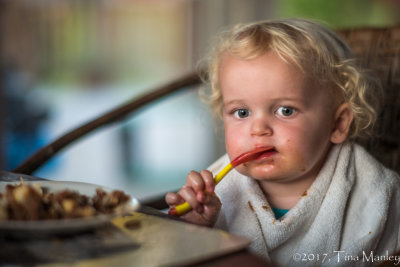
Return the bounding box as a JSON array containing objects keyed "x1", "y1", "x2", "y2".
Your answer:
[{"x1": 338, "y1": 26, "x2": 400, "y2": 174}]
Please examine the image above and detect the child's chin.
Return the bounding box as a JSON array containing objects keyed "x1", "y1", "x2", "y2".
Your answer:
[{"x1": 238, "y1": 166, "x2": 276, "y2": 180}]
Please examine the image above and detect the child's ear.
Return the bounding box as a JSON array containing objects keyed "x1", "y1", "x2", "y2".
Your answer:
[{"x1": 330, "y1": 103, "x2": 354, "y2": 144}]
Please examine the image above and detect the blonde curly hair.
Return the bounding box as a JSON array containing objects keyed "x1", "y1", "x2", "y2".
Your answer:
[{"x1": 200, "y1": 18, "x2": 381, "y2": 139}]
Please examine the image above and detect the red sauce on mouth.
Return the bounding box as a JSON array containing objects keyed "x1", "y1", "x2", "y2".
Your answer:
[
  {"x1": 254, "y1": 149, "x2": 277, "y2": 161},
  {"x1": 231, "y1": 146, "x2": 274, "y2": 167}
]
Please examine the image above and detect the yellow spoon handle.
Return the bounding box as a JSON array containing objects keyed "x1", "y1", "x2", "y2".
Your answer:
[{"x1": 168, "y1": 163, "x2": 233, "y2": 216}]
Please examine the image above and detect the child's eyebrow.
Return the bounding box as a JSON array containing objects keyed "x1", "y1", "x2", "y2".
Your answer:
[
  {"x1": 269, "y1": 97, "x2": 305, "y2": 103},
  {"x1": 224, "y1": 97, "x2": 304, "y2": 106},
  {"x1": 222, "y1": 99, "x2": 247, "y2": 106}
]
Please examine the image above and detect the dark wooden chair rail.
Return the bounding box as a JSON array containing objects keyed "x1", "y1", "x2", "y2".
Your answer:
[{"x1": 13, "y1": 73, "x2": 201, "y2": 175}]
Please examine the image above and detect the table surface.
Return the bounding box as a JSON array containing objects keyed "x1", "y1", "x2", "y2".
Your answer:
[{"x1": 0, "y1": 170, "x2": 271, "y2": 266}]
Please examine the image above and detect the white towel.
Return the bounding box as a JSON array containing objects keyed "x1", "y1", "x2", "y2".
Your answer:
[{"x1": 211, "y1": 142, "x2": 400, "y2": 266}]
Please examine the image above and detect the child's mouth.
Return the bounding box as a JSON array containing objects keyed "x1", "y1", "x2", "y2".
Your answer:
[
  {"x1": 253, "y1": 147, "x2": 277, "y2": 162},
  {"x1": 231, "y1": 146, "x2": 275, "y2": 167}
]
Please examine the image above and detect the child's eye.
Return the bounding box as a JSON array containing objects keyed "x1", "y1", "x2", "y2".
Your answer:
[
  {"x1": 276, "y1": 106, "x2": 296, "y2": 117},
  {"x1": 234, "y1": 109, "x2": 250, "y2": 118}
]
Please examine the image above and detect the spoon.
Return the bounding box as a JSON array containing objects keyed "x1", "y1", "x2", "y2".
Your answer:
[{"x1": 168, "y1": 146, "x2": 273, "y2": 216}]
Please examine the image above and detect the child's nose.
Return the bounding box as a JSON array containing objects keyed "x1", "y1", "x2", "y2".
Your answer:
[{"x1": 250, "y1": 116, "x2": 273, "y2": 136}]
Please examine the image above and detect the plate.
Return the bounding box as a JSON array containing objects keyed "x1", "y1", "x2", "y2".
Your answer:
[{"x1": 0, "y1": 180, "x2": 140, "y2": 236}]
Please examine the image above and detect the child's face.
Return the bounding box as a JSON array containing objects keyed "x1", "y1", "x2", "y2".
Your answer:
[{"x1": 219, "y1": 51, "x2": 338, "y2": 183}]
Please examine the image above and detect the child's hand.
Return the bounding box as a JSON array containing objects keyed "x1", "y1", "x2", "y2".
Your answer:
[{"x1": 165, "y1": 170, "x2": 221, "y2": 227}]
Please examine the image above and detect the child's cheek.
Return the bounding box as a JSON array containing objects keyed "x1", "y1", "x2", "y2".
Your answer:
[
  {"x1": 280, "y1": 144, "x2": 306, "y2": 167},
  {"x1": 225, "y1": 129, "x2": 246, "y2": 159}
]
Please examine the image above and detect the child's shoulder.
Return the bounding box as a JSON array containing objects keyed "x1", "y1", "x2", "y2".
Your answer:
[
  {"x1": 352, "y1": 142, "x2": 400, "y2": 191},
  {"x1": 353, "y1": 143, "x2": 399, "y2": 178}
]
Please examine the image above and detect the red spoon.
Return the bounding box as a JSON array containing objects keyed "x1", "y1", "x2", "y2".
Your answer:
[{"x1": 168, "y1": 146, "x2": 274, "y2": 216}]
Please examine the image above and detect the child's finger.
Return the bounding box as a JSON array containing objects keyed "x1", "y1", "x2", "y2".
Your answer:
[
  {"x1": 178, "y1": 186, "x2": 203, "y2": 213},
  {"x1": 202, "y1": 192, "x2": 220, "y2": 205},
  {"x1": 187, "y1": 171, "x2": 207, "y2": 193},
  {"x1": 165, "y1": 192, "x2": 182, "y2": 206},
  {"x1": 202, "y1": 192, "x2": 222, "y2": 216},
  {"x1": 200, "y1": 170, "x2": 215, "y2": 193}
]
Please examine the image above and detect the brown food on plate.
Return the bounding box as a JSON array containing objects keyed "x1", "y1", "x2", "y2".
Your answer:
[{"x1": 0, "y1": 182, "x2": 131, "y2": 221}]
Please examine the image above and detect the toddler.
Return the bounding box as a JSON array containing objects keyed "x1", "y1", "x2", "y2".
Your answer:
[{"x1": 166, "y1": 18, "x2": 400, "y2": 266}]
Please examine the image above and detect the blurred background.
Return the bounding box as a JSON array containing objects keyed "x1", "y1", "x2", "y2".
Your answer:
[{"x1": 1, "y1": 0, "x2": 399, "y2": 202}]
